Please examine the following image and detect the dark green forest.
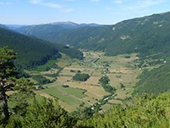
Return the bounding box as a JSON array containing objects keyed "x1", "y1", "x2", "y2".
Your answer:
[
  {"x1": 0, "y1": 28, "x2": 83, "y2": 69},
  {"x1": 15, "y1": 12, "x2": 170, "y2": 60},
  {"x1": 133, "y1": 62, "x2": 170, "y2": 96}
]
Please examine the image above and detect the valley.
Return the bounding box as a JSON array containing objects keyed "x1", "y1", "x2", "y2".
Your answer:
[
  {"x1": 30, "y1": 51, "x2": 142, "y2": 112},
  {"x1": 1, "y1": 10, "x2": 170, "y2": 127}
]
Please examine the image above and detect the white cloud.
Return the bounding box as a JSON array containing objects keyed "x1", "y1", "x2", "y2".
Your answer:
[
  {"x1": 137, "y1": 0, "x2": 166, "y2": 8},
  {"x1": 29, "y1": 0, "x2": 42, "y2": 4},
  {"x1": 29, "y1": 0, "x2": 61, "y2": 8},
  {"x1": 29, "y1": 0, "x2": 73, "y2": 12},
  {"x1": 113, "y1": 0, "x2": 123, "y2": 4},
  {"x1": 121, "y1": 0, "x2": 166, "y2": 10},
  {"x1": 42, "y1": 3, "x2": 61, "y2": 8},
  {"x1": 90, "y1": 0, "x2": 101, "y2": 2}
]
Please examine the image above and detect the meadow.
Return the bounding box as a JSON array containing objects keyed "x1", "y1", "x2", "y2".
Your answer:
[{"x1": 32, "y1": 52, "x2": 143, "y2": 112}]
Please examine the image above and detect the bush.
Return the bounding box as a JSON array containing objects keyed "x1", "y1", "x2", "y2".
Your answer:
[
  {"x1": 32, "y1": 75, "x2": 51, "y2": 85},
  {"x1": 73, "y1": 73, "x2": 90, "y2": 81}
]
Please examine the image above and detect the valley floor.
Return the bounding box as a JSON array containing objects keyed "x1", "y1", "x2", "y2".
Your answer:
[{"x1": 33, "y1": 51, "x2": 142, "y2": 112}]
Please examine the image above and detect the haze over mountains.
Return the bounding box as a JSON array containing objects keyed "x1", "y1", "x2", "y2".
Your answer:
[{"x1": 13, "y1": 11, "x2": 170, "y2": 60}]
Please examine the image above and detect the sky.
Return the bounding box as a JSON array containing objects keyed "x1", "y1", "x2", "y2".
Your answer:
[{"x1": 0, "y1": 0, "x2": 170, "y2": 25}]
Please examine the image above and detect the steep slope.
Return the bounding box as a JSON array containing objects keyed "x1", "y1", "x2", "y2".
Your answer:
[
  {"x1": 0, "y1": 28, "x2": 83, "y2": 69},
  {"x1": 15, "y1": 11, "x2": 170, "y2": 60},
  {"x1": 133, "y1": 62, "x2": 170, "y2": 96}
]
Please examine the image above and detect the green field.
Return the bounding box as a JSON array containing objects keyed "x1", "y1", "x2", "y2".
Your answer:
[
  {"x1": 31, "y1": 51, "x2": 156, "y2": 112},
  {"x1": 42, "y1": 85, "x2": 89, "y2": 108}
]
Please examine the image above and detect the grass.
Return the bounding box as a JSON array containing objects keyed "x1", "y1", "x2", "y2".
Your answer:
[
  {"x1": 41, "y1": 85, "x2": 89, "y2": 108},
  {"x1": 25, "y1": 51, "x2": 148, "y2": 113},
  {"x1": 100, "y1": 104, "x2": 111, "y2": 112},
  {"x1": 108, "y1": 99, "x2": 122, "y2": 104},
  {"x1": 65, "y1": 81, "x2": 109, "y2": 98},
  {"x1": 40, "y1": 52, "x2": 139, "y2": 110}
]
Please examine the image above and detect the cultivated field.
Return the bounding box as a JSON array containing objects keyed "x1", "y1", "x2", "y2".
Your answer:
[{"x1": 35, "y1": 52, "x2": 141, "y2": 112}]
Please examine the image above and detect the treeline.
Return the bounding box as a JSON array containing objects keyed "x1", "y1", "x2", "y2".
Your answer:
[
  {"x1": 133, "y1": 62, "x2": 170, "y2": 96},
  {"x1": 99, "y1": 75, "x2": 116, "y2": 94}
]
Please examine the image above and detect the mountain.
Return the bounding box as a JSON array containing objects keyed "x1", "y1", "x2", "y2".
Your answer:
[
  {"x1": 15, "y1": 11, "x2": 170, "y2": 60},
  {"x1": 0, "y1": 24, "x2": 8, "y2": 29},
  {"x1": 5, "y1": 24, "x2": 25, "y2": 30},
  {"x1": 14, "y1": 22, "x2": 101, "y2": 44},
  {"x1": 15, "y1": 21, "x2": 100, "y2": 34},
  {"x1": 49, "y1": 21, "x2": 100, "y2": 28},
  {"x1": 0, "y1": 27, "x2": 83, "y2": 69}
]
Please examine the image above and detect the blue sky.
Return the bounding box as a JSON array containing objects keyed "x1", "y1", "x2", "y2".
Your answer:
[{"x1": 0, "y1": 0, "x2": 170, "y2": 25}]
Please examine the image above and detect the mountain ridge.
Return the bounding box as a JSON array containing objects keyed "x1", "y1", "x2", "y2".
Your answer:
[
  {"x1": 16, "y1": 11, "x2": 170, "y2": 60},
  {"x1": 13, "y1": 11, "x2": 170, "y2": 60},
  {"x1": 0, "y1": 27, "x2": 83, "y2": 69}
]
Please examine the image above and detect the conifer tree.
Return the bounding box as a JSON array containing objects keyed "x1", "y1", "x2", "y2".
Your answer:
[
  {"x1": 0, "y1": 46, "x2": 34, "y2": 120},
  {"x1": 0, "y1": 46, "x2": 17, "y2": 120}
]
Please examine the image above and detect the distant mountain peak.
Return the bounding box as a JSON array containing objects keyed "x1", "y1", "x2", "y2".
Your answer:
[{"x1": 50, "y1": 21, "x2": 78, "y2": 25}]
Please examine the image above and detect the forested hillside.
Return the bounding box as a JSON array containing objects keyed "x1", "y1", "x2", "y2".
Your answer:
[
  {"x1": 133, "y1": 62, "x2": 170, "y2": 96},
  {"x1": 15, "y1": 11, "x2": 170, "y2": 60},
  {"x1": 0, "y1": 28, "x2": 83, "y2": 69}
]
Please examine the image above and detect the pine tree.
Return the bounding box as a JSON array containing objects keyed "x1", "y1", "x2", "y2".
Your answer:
[
  {"x1": 0, "y1": 46, "x2": 17, "y2": 120},
  {"x1": 0, "y1": 46, "x2": 34, "y2": 120}
]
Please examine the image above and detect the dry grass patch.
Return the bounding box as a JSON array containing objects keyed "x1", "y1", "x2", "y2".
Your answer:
[
  {"x1": 109, "y1": 99, "x2": 122, "y2": 104},
  {"x1": 100, "y1": 104, "x2": 111, "y2": 112},
  {"x1": 84, "y1": 76, "x2": 100, "y2": 85},
  {"x1": 6, "y1": 91, "x2": 16, "y2": 95},
  {"x1": 91, "y1": 72, "x2": 101, "y2": 76},
  {"x1": 37, "y1": 92, "x2": 54, "y2": 99},
  {"x1": 109, "y1": 69, "x2": 128, "y2": 74},
  {"x1": 65, "y1": 82, "x2": 109, "y2": 98},
  {"x1": 108, "y1": 74, "x2": 122, "y2": 83},
  {"x1": 84, "y1": 91, "x2": 103, "y2": 100},
  {"x1": 56, "y1": 62, "x2": 68, "y2": 67},
  {"x1": 118, "y1": 56, "x2": 138, "y2": 64},
  {"x1": 57, "y1": 76, "x2": 72, "y2": 83},
  {"x1": 64, "y1": 67, "x2": 84, "y2": 71},
  {"x1": 43, "y1": 76, "x2": 55, "y2": 81},
  {"x1": 83, "y1": 96, "x2": 97, "y2": 104},
  {"x1": 114, "y1": 90, "x2": 127, "y2": 99},
  {"x1": 59, "y1": 69, "x2": 75, "y2": 76},
  {"x1": 40, "y1": 68, "x2": 58, "y2": 74}
]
